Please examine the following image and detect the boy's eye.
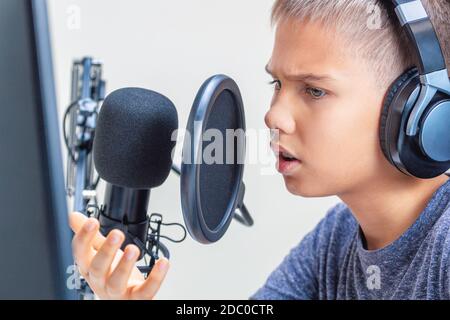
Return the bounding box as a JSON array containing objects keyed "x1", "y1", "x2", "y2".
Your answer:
[
  {"x1": 268, "y1": 79, "x2": 281, "y2": 91},
  {"x1": 305, "y1": 87, "x2": 327, "y2": 99}
]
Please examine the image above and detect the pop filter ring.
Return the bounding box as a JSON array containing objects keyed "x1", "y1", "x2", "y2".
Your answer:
[{"x1": 180, "y1": 74, "x2": 252, "y2": 244}]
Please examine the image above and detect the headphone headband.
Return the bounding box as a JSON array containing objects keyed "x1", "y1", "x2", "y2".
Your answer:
[
  {"x1": 389, "y1": 0, "x2": 446, "y2": 75},
  {"x1": 386, "y1": 0, "x2": 450, "y2": 136}
]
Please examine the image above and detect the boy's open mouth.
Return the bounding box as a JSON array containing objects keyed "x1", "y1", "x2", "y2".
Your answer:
[
  {"x1": 271, "y1": 143, "x2": 302, "y2": 175},
  {"x1": 280, "y1": 151, "x2": 298, "y2": 162},
  {"x1": 271, "y1": 143, "x2": 300, "y2": 161}
]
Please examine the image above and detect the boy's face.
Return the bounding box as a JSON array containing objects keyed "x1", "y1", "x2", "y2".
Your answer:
[{"x1": 265, "y1": 19, "x2": 402, "y2": 197}]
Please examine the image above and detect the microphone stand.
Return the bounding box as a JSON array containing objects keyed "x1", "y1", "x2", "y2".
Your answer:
[
  {"x1": 65, "y1": 57, "x2": 105, "y2": 213},
  {"x1": 64, "y1": 57, "x2": 105, "y2": 299}
]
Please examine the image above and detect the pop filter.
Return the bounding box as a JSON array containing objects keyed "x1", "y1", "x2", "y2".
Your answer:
[{"x1": 179, "y1": 75, "x2": 253, "y2": 244}]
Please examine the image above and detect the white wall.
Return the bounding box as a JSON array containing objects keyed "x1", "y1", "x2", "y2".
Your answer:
[{"x1": 47, "y1": 0, "x2": 339, "y2": 299}]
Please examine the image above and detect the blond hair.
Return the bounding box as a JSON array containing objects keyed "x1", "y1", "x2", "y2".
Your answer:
[{"x1": 271, "y1": 0, "x2": 450, "y2": 88}]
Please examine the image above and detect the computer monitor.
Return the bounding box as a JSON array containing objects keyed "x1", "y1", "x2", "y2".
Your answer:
[{"x1": 0, "y1": 0, "x2": 75, "y2": 299}]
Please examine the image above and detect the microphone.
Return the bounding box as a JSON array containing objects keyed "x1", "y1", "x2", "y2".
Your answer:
[{"x1": 92, "y1": 87, "x2": 180, "y2": 268}]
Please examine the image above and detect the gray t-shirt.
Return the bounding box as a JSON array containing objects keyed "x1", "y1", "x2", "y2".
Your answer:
[{"x1": 251, "y1": 176, "x2": 450, "y2": 300}]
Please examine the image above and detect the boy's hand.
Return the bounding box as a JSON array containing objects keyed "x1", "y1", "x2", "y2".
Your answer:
[{"x1": 69, "y1": 212, "x2": 169, "y2": 300}]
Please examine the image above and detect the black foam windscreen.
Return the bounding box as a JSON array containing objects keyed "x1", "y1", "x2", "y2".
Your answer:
[{"x1": 93, "y1": 87, "x2": 178, "y2": 189}]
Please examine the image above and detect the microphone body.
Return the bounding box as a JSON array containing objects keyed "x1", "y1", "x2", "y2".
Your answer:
[
  {"x1": 93, "y1": 87, "x2": 178, "y2": 260},
  {"x1": 98, "y1": 184, "x2": 150, "y2": 258}
]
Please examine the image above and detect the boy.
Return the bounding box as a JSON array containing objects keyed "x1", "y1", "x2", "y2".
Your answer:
[{"x1": 69, "y1": 0, "x2": 450, "y2": 299}]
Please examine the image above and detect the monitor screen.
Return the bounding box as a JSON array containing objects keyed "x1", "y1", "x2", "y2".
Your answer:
[{"x1": 0, "y1": 0, "x2": 75, "y2": 299}]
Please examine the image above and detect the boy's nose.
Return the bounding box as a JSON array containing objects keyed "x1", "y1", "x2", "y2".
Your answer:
[{"x1": 264, "y1": 104, "x2": 296, "y2": 135}]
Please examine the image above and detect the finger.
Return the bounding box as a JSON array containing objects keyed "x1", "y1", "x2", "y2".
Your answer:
[
  {"x1": 105, "y1": 245, "x2": 140, "y2": 298},
  {"x1": 131, "y1": 257, "x2": 169, "y2": 300},
  {"x1": 71, "y1": 218, "x2": 99, "y2": 274},
  {"x1": 68, "y1": 211, "x2": 86, "y2": 233},
  {"x1": 88, "y1": 230, "x2": 125, "y2": 283},
  {"x1": 69, "y1": 212, "x2": 106, "y2": 250}
]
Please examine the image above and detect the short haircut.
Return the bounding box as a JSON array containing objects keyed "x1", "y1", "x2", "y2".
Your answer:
[{"x1": 271, "y1": 0, "x2": 450, "y2": 88}]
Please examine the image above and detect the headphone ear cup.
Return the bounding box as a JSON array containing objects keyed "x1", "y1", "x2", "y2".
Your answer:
[
  {"x1": 379, "y1": 68, "x2": 450, "y2": 178},
  {"x1": 379, "y1": 68, "x2": 418, "y2": 168}
]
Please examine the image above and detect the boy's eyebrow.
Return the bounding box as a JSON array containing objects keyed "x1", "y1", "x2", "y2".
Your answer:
[{"x1": 265, "y1": 64, "x2": 336, "y2": 83}]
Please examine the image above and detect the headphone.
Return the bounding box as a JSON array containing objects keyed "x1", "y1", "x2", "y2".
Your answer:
[{"x1": 380, "y1": 0, "x2": 450, "y2": 178}]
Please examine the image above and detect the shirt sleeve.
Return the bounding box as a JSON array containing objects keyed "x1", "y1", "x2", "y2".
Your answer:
[{"x1": 249, "y1": 221, "x2": 323, "y2": 300}]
